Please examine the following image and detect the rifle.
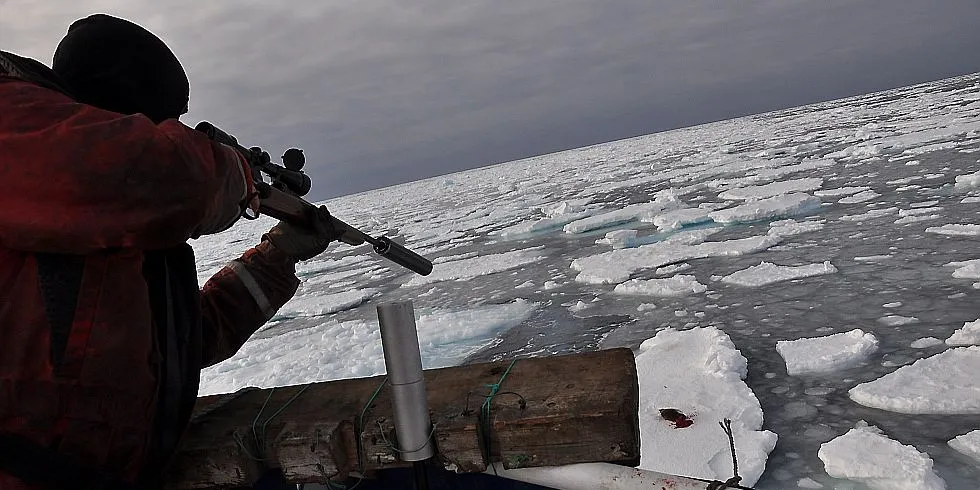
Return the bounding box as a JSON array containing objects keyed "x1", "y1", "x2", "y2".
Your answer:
[{"x1": 195, "y1": 121, "x2": 433, "y2": 276}]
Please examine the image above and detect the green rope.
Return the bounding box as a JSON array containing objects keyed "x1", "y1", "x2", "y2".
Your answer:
[
  {"x1": 322, "y1": 377, "x2": 389, "y2": 490},
  {"x1": 479, "y1": 359, "x2": 518, "y2": 474},
  {"x1": 235, "y1": 385, "x2": 310, "y2": 464}
]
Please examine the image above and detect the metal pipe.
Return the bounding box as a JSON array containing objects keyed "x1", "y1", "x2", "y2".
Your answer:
[{"x1": 377, "y1": 302, "x2": 435, "y2": 462}]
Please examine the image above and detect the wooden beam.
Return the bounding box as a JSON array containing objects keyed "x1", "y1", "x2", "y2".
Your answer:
[{"x1": 165, "y1": 348, "x2": 639, "y2": 489}]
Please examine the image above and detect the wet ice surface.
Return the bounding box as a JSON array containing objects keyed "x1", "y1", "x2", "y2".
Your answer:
[
  {"x1": 194, "y1": 73, "x2": 980, "y2": 488},
  {"x1": 818, "y1": 421, "x2": 946, "y2": 490},
  {"x1": 776, "y1": 330, "x2": 879, "y2": 375}
]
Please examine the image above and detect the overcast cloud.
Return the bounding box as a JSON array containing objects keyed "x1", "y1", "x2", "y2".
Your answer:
[{"x1": 2, "y1": 1, "x2": 979, "y2": 199}]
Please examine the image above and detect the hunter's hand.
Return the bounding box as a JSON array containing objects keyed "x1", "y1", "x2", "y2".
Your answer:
[{"x1": 265, "y1": 206, "x2": 343, "y2": 261}]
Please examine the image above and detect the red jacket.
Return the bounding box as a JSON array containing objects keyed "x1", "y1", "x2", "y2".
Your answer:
[{"x1": 0, "y1": 52, "x2": 300, "y2": 488}]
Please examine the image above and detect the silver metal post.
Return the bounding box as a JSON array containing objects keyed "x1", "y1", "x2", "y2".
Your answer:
[{"x1": 377, "y1": 301, "x2": 435, "y2": 462}]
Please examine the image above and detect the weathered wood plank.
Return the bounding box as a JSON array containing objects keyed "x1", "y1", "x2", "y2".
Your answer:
[{"x1": 165, "y1": 348, "x2": 638, "y2": 489}]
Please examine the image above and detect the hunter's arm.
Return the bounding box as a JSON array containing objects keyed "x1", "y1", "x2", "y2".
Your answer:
[{"x1": 199, "y1": 239, "x2": 301, "y2": 366}]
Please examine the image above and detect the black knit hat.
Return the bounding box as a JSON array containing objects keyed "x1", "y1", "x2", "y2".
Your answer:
[{"x1": 53, "y1": 14, "x2": 189, "y2": 123}]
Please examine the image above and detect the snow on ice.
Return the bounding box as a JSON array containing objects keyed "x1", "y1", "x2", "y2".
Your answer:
[
  {"x1": 946, "y1": 318, "x2": 980, "y2": 346},
  {"x1": 776, "y1": 329, "x2": 879, "y2": 375},
  {"x1": 708, "y1": 193, "x2": 821, "y2": 224},
  {"x1": 199, "y1": 300, "x2": 538, "y2": 395},
  {"x1": 275, "y1": 288, "x2": 380, "y2": 318},
  {"x1": 818, "y1": 421, "x2": 946, "y2": 490},
  {"x1": 562, "y1": 199, "x2": 679, "y2": 234},
  {"x1": 642, "y1": 207, "x2": 712, "y2": 231},
  {"x1": 926, "y1": 224, "x2": 980, "y2": 236},
  {"x1": 911, "y1": 337, "x2": 944, "y2": 349},
  {"x1": 948, "y1": 430, "x2": 980, "y2": 466},
  {"x1": 849, "y1": 347, "x2": 980, "y2": 414},
  {"x1": 613, "y1": 275, "x2": 707, "y2": 297},
  {"x1": 720, "y1": 261, "x2": 837, "y2": 287},
  {"x1": 404, "y1": 247, "x2": 546, "y2": 286},
  {"x1": 767, "y1": 218, "x2": 825, "y2": 237},
  {"x1": 636, "y1": 327, "x2": 776, "y2": 486},
  {"x1": 571, "y1": 234, "x2": 781, "y2": 284},
  {"x1": 717, "y1": 177, "x2": 823, "y2": 200}
]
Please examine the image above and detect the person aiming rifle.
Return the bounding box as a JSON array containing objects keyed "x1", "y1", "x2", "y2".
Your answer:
[{"x1": 0, "y1": 13, "x2": 432, "y2": 490}]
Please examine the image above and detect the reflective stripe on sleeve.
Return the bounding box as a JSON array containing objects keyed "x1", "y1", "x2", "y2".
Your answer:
[{"x1": 227, "y1": 260, "x2": 275, "y2": 319}]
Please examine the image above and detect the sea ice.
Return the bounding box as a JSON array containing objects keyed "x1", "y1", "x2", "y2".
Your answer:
[
  {"x1": 954, "y1": 171, "x2": 980, "y2": 189},
  {"x1": 948, "y1": 430, "x2": 980, "y2": 466},
  {"x1": 495, "y1": 210, "x2": 593, "y2": 237},
  {"x1": 767, "y1": 218, "x2": 825, "y2": 237},
  {"x1": 563, "y1": 199, "x2": 679, "y2": 234},
  {"x1": 814, "y1": 186, "x2": 870, "y2": 197},
  {"x1": 946, "y1": 318, "x2": 980, "y2": 346},
  {"x1": 404, "y1": 247, "x2": 546, "y2": 286},
  {"x1": 708, "y1": 193, "x2": 821, "y2": 224},
  {"x1": 199, "y1": 300, "x2": 538, "y2": 395},
  {"x1": 613, "y1": 275, "x2": 707, "y2": 297},
  {"x1": 274, "y1": 288, "x2": 380, "y2": 319},
  {"x1": 635, "y1": 327, "x2": 776, "y2": 486},
  {"x1": 838, "y1": 190, "x2": 881, "y2": 204},
  {"x1": 718, "y1": 177, "x2": 823, "y2": 200},
  {"x1": 894, "y1": 214, "x2": 941, "y2": 225},
  {"x1": 849, "y1": 347, "x2": 980, "y2": 414},
  {"x1": 643, "y1": 207, "x2": 712, "y2": 231},
  {"x1": 878, "y1": 315, "x2": 919, "y2": 326},
  {"x1": 926, "y1": 224, "x2": 980, "y2": 236},
  {"x1": 571, "y1": 234, "x2": 780, "y2": 284},
  {"x1": 721, "y1": 261, "x2": 837, "y2": 287},
  {"x1": 839, "y1": 207, "x2": 898, "y2": 221},
  {"x1": 853, "y1": 254, "x2": 892, "y2": 261},
  {"x1": 945, "y1": 258, "x2": 980, "y2": 279},
  {"x1": 595, "y1": 229, "x2": 640, "y2": 248},
  {"x1": 818, "y1": 422, "x2": 946, "y2": 490},
  {"x1": 775, "y1": 329, "x2": 879, "y2": 375},
  {"x1": 910, "y1": 337, "x2": 944, "y2": 349}
]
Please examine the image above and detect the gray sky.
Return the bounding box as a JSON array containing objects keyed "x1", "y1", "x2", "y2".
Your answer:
[{"x1": 2, "y1": 1, "x2": 979, "y2": 200}]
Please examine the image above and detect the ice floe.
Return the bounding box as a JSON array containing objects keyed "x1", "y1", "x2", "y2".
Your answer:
[
  {"x1": 878, "y1": 315, "x2": 919, "y2": 326},
  {"x1": 495, "y1": 210, "x2": 594, "y2": 237},
  {"x1": 200, "y1": 300, "x2": 538, "y2": 395},
  {"x1": 948, "y1": 430, "x2": 980, "y2": 466},
  {"x1": 926, "y1": 224, "x2": 980, "y2": 236},
  {"x1": 275, "y1": 288, "x2": 380, "y2": 319},
  {"x1": 776, "y1": 329, "x2": 879, "y2": 375},
  {"x1": 945, "y1": 259, "x2": 980, "y2": 280},
  {"x1": 636, "y1": 327, "x2": 776, "y2": 486},
  {"x1": 718, "y1": 177, "x2": 823, "y2": 200},
  {"x1": 595, "y1": 229, "x2": 640, "y2": 248},
  {"x1": 613, "y1": 275, "x2": 707, "y2": 297},
  {"x1": 720, "y1": 261, "x2": 837, "y2": 287},
  {"x1": 838, "y1": 190, "x2": 881, "y2": 204},
  {"x1": 954, "y1": 171, "x2": 980, "y2": 189},
  {"x1": 911, "y1": 337, "x2": 944, "y2": 349},
  {"x1": 563, "y1": 199, "x2": 679, "y2": 234},
  {"x1": 404, "y1": 247, "x2": 546, "y2": 286},
  {"x1": 849, "y1": 347, "x2": 980, "y2": 414},
  {"x1": 708, "y1": 193, "x2": 821, "y2": 224},
  {"x1": 814, "y1": 186, "x2": 870, "y2": 197},
  {"x1": 767, "y1": 218, "x2": 825, "y2": 237},
  {"x1": 643, "y1": 207, "x2": 713, "y2": 231},
  {"x1": 571, "y1": 234, "x2": 781, "y2": 284},
  {"x1": 840, "y1": 207, "x2": 898, "y2": 221},
  {"x1": 818, "y1": 421, "x2": 946, "y2": 490},
  {"x1": 946, "y1": 319, "x2": 980, "y2": 346}
]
